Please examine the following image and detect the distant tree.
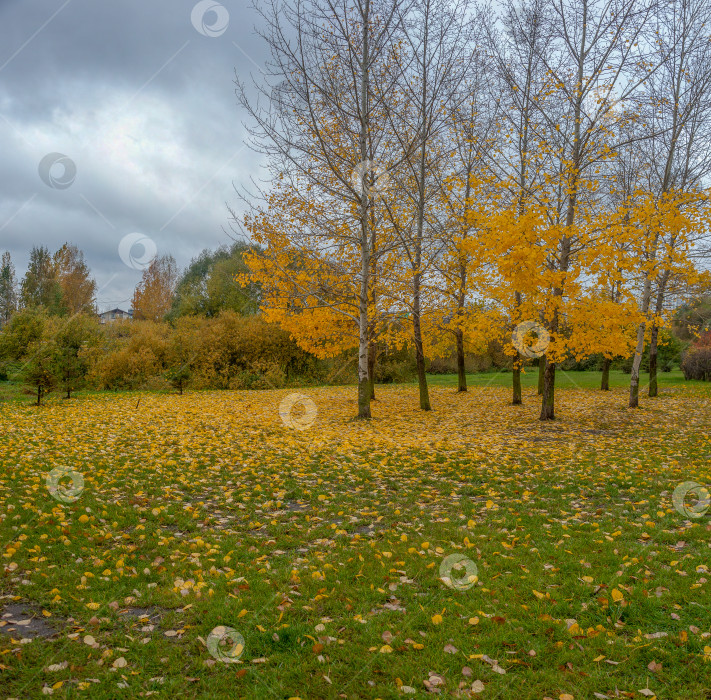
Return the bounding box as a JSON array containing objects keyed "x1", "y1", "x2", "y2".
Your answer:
[
  {"x1": 20, "y1": 246, "x2": 63, "y2": 314},
  {"x1": 0, "y1": 251, "x2": 18, "y2": 327},
  {"x1": 19, "y1": 315, "x2": 58, "y2": 406},
  {"x1": 673, "y1": 294, "x2": 711, "y2": 340},
  {"x1": 53, "y1": 314, "x2": 100, "y2": 398},
  {"x1": 54, "y1": 244, "x2": 97, "y2": 315},
  {"x1": 0, "y1": 306, "x2": 48, "y2": 363},
  {"x1": 170, "y1": 243, "x2": 260, "y2": 318},
  {"x1": 132, "y1": 255, "x2": 178, "y2": 321}
]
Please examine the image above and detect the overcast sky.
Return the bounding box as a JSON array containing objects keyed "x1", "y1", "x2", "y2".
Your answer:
[{"x1": 0, "y1": 0, "x2": 268, "y2": 312}]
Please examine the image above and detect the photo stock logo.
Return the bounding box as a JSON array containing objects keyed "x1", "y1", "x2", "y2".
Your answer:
[
  {"x1": 38, "y1": 153, "x2": 76, "y2": 190},
  {"x1": 439, "y1": 553, "x2": 478, "y2": 591},
  {"x1": 351, "y1": 160, "x2": 391, "y2": 198},
  {"x1": 191, "y1": 0, "x2": 229, "y2": 37},
  {"x1": 206, "y1": 626, "x2": 245, "y2": 663},
  {"x1": 279, "y1": 393, "x2": 318, "y2": 431},
  {"x1": 46, "y1": 467, "x2": 84, "y2": 504},
  {"x1": 118, "y1": 233, "x2": 158, "y2": 271},
  {"x1": 512, "y1": 320, "x2": 550, "y2": 359},
  {"x1": 672, "y1": 481, "x2": 710, "y2": 520}
]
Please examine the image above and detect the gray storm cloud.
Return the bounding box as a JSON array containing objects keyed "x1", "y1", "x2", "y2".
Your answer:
[{"x1": 0, "y1": 0, "x2": 266, "y2": 311}]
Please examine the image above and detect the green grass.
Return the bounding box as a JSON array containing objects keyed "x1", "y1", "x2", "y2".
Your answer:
[
  {"x1": 425, "y1": 368, "x2": 690, "y2": 390},
  {"x1": 1, "y1": 382, "x2": 710, "y2": 699}
]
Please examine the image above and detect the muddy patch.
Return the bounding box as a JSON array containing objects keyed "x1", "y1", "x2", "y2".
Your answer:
[{"x1": 0, "y1": 602, "x2": 59, "y2": 639}]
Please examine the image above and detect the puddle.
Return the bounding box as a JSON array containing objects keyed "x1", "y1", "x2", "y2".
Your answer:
[
  {"x1": 118, "y1": 606, "x2": 166, "y2": 622},
  {"x1": 0, "y1": 603, "x2": 59, "y2": 639}
]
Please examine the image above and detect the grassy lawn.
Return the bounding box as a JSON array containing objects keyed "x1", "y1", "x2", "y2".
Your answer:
[
  {"x1": 1, "y1": 381, "x2": 711, "y2": 699},
  {"x1": 425, "y1": 369, "x2": 689, "y2": 390}
]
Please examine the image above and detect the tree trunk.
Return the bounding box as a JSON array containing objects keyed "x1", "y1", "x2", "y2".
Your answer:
[
  {"x1": 512, "y1": 362, "x2": 522, "y2": 405},
  {"x1": 37, "y1": 385, "x2": 41, "y2": 406},
  {"x1": 540, "y1": 304, "x2": 558, "y2": 420},
  {"x1": 368, "y1": 337, "x2": 376, "y2": 400},
  {"x1": 456, "y1": 172, "x2": 470, "y2": 394},
  {"x1": 648, "y1": 281, "x2": 667, "y2": 398},
  {"x1": 512, "y1": 291, "x2": 522, "y2": 405},
  {"x1": 357, "y1": 253, "x2": 372, "y2": 418},
  {"x1": 540, "y1": 360, "x2": 556, "y2": 420},
  {"x1": 410, "y1": 4, "x2": 431, "y2": 413},
  {"x1": 538, "y1": 355, "x2": 545, "y2": 395},
  {"x1": 356, "y1": 0, "x2": 371, "y2": 420},
  {"x1": 648, "y1": 323, "x2": 659, "y2": 397},
  {"x1": 66, "y1": 387, "x2": 71, "y2": 399},
  {"x1": 629, "y1": 322, "x2": 646, "y2": 408},
  {"x1": 601, "y1": 357, "x2": 611, "y2": 391},
  {"x1": 413, "y1": 277, "x2": 431, "y2": 411},
  {"x1": 456, "y1": 327, "x2": 466, "y2": 392},
  {"x1": 630, "y1": 266, "x2": 654, "y2": 408}
]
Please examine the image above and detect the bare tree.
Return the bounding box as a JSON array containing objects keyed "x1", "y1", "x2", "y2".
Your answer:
[
  {"x1": 434, "y1": 46, "x2": 499, "y2": 394},
  {"x1": 640, "y1": 0, "x2": 711, "y2": 400},
  {"x1": 487, "y1": 0, "x2": 553, "y2": 405},
  {"x1": 380, "y1": 0, "x2": 477, "y2": 410},
  {"x1": 234, "y1": 0, "x2": 411, "y2": 419},
  {"x1": 528, "y1": 0, "x2": 659, "y2": 419}
]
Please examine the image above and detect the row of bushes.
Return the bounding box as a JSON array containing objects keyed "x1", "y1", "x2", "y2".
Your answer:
[
  {"x1": 1, "y1": 306, "x2": 703, "y2": 403},
  {"x1": 0, "y1": 308, "x2": 423, "y2": 400},
  {"x1": 0, "y1": 310, "x2": 328, "y2": 400},
  {"x1": 86, "y1": 312, "x2": 321, "y2": 391}
]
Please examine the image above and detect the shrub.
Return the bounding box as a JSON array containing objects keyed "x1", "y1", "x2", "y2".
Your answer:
[
  {"x1": 560, "y1": 354, "x2": 603, "y2": 371},
  {"x1": 681, "y1": 331, "x2": 711, "y2": 380},
  {"x1": 0, "y1": 307, "x2": 48, "y2": 363},
  {"x1": 84, "y1": 313, "x2": 317, "y2": 391},
  {"x1": 85, "y1": 320, "x2": 170, "y2": 390}
]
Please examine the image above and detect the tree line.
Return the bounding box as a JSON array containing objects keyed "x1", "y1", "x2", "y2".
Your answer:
[
  {"x1": 0, "y1": 242, "x2": 272, "y2": 404},
  {"x1": 0, "y1": 235, "x2": 708, "y2": 405},
  {"x1": 233, "y1": 0, "x2": 711, "y2": 419},
  {"x1": 0, "y1": 241, "x2": 261, "y2": 325}
]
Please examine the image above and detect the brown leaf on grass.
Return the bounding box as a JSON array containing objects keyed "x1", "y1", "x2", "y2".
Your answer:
[{"x1": 45, "y1": 661, "x2": 68, "y2": 672}]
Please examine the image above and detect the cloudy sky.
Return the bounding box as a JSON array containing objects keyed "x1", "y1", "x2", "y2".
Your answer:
[{"x1": 0, "y1": 0, "x2": 268, "y2": 312}]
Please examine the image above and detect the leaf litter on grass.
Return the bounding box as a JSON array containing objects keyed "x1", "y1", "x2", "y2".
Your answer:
[{"x1": 0, "y1": 384, "x2": 710, "y2": 697}]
